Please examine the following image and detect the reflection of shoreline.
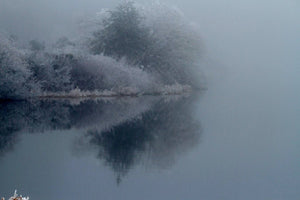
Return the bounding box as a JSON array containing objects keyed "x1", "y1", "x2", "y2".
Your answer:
[
  {"x1": 0, "y1": 97, "x2": 156, "y2": 158},
  {"x1": 0, "y1": 94, "x2": 202, "y2": 184},
  {"x1": 38, "y1": 84, "x2": 193, "y2": 99},
  {"x1": 0, "y1": 84, "x2": 194, "y2": 101}
]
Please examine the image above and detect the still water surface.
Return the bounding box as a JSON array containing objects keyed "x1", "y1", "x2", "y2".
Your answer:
[{"x1": 0, "y1": 73, "x2": 299, "y2": 200}]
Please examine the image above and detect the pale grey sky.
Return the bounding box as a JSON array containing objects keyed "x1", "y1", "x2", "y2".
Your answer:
[{"x1": 0, "y1": 0, "x2": 299, "y2": 74}]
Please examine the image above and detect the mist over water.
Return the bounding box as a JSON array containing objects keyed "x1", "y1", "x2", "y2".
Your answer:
[{"x1": 0, "y1": 0, "x2": 300, "y2": 199}]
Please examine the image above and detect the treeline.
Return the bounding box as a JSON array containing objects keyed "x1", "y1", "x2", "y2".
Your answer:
[{"x1": 0, "y1": 2, "x2": 202, "y2": 100}]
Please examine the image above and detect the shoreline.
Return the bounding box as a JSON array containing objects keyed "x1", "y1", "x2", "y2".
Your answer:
[{"x1": 0, "y1": 85, "x2": 207, "y2": 101}]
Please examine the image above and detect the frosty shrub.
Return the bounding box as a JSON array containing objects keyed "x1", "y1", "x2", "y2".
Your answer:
[
  {"x1": 71, "y1": 55, "x2": 154, "y2": 92},
  {"x1": 28, "y1": 52, "x2": 74, "y2": 92},
  {"x1": 0, "y1": 34, "x2": 36, "y2": 99}
]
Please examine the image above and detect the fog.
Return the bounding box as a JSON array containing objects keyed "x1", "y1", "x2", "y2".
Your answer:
[
  {"x1": 1, "y1": 0, "x2": 299, "y2": 75},
  {"x1": 0, "y1": 0, "x2": 118, "y2": 41},
  {"x1": 1, "y1": 0, "x2": 299, "y2": 199}
]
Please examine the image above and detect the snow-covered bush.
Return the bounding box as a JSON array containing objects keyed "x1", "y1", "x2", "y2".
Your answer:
[
  {"x1": 71, "y1": 55, "x2": 154, "y2": 92},
  {"x1": 0, "y1": 34, "x2": 37, "y2": 99},
  {"x1": 28, "y1": 52, "x2": 74, "y2": 92}
]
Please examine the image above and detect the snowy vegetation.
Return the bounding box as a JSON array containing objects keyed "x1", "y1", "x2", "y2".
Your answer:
[
  {"x1": 1, "y1": 190, "x2": 29, "y2": 200},
  {"x1": 0, "y1": 2, "x2": 202, "y2": 100},
  {"x1": 0, "y1": 35, "x2": 37, "y2": 99}
]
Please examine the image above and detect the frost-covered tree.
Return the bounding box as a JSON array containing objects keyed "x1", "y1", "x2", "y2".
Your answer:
[
  {"x1": 142, "y1": 4, "x2": 202, "y2": 86},
  {"x1": 0, "y1": 34, "x2": 37, "y2": 99},
  {"x1": 89, "y1": 1, "x2": 151, "y2": 64},
  {"x1": 28, "y1": 52, "x2": 74, "y2": 92},
  {"x1": 89, "y1": 2, "x2": 202, "y2": 87}
]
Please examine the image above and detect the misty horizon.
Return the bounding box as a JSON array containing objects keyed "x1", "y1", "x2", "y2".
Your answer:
[{"x1": 0, "y1": 0, "x2": 299, "y2": 199}]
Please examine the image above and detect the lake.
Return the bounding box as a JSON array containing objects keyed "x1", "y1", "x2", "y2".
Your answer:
[
  {"x1": 1, "y1": 0, "x2": 300, "y2": 199},
  {"x1": 0, "y1": 68, "x2": 299, "y2": 200}
]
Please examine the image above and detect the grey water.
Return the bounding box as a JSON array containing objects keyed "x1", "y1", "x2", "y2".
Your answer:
[
  {"x1": 0, "y1": 72, "x2": 299, "y2": 200},
  {"x1": 1, "y1": 0, "x2": 300, "y2": 199}
]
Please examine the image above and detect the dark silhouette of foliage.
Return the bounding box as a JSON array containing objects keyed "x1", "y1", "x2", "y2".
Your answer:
[
  {"x1": 28, "y1": 53, "x2": 74, "y2": 92},
  {"x1": 90, "y1": 1, "x2": 151, "y2": 65},
  {"x1": 82, "y1": 95, "x2": 201, "y2": 182},
  {"x1": 29, "y1": 40, "x2": 45, "y2": 51}
]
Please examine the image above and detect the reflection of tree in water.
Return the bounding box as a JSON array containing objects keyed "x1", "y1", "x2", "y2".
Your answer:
[
  {"x1": 0, "y1": 95, "x2": 202, "y2": 183},
  {"x1": 0, "y1": 126, "x2": 19, "y2": 158},
  {"x1": 0, "y1": 100, "x2": 71, "y2": 158},
  {"x1": 79, "y1": 95, "x2": 201, "y2": 183},
  {"x1": 87, "y1": 119, "x2": 153, "y2": 182},
  {"x1": 0, "y1": 100, "x2": 28, "y2": 157},
  {"x1": 0, "y1": 97, "x2": 154, "y2": 158}
]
